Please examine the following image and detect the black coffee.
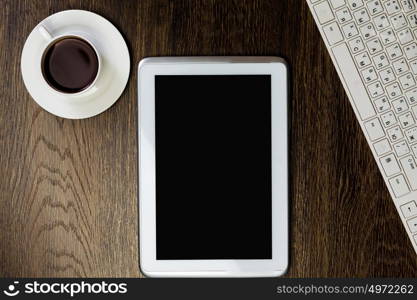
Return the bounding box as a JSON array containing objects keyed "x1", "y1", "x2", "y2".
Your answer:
[{"x1": 42, "y1": 37, "x2": 99, "y2": 93}]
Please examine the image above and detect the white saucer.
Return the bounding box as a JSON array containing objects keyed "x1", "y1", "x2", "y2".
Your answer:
[{"x1": 21, "y1": 10, "x2": 130, "y2": 119}]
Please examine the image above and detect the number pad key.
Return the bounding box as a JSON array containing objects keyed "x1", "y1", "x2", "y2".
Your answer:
[
  {"x1": 387, "y1": 126, "x2": 404, "y2": 142},
  {"x1": 401, "y1": 201, "x2": 417, "y2": 218}
]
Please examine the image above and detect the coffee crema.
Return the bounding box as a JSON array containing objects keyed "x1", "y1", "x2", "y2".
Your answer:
[{"x1": 42, "y1": 37, "x2": 99, "y2": 93}]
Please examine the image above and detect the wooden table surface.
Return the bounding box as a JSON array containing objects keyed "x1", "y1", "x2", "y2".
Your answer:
[{"x1": 1, "y1": 0, "x2": 417, "y2": 278}]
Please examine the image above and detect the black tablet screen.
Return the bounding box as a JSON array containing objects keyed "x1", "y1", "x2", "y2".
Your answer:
[{"x1": 155, "y1": 75, "x2": 272, "y2": 260}]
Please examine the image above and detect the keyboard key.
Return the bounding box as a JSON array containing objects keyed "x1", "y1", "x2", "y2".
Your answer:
[
  {"x1": 353, "y1": 8, "x2": 370, "y2": 25},
  {"x1": 374, "y1": 138, "x2": 392, "y2": 155},
  {"x1": 397, "y1": 28, "x2": 413, "y2": 45},
  {"x1": 405, "y1": 88, "x2": 417, "y2": 104},
  {"x1": 392, "y1": 97, "x2": 409, "y2": 114},
  {"x1": 355, "y1": 52, "x2": 372, "y2": 68},
  {"x1": 412, "y1": 144, "x2": 417, "y2": 157},
  {"x1": 367, "y1": 0, "x2": 384, "y2": 15},
  {"x1": 342, "y1": 22, "x2": 359, "y2": 38},
  {"x1": 367, "y1": 38, "x2": 383, "y2": 54},
  {"x1": 391, "y1": 13, "x2": 407, "y2": 30},
  {"x1": 381, "y1": 110, "x2": 398, "y2": 127},
  {"x1": 387, "y1": 126, "x2": 404, "y2": 142},
  {"x1": 362, "y1": 67, "x2": 378, "y2": 83},
  {"x1": 404, "y1": 43, "x2": 417, "y2": 60},
  {"x1": 384, "y1": 0, "x2": 401, "y2": 15},
  {"x1": 347, "y1": 0, "x2": 363, "y2": 10},
  {"x1": 330, "y1": 0, "x2": 346, "y2": 9},
  {"x1": 379, "y1": 67, "x2": 395, "y2": 83},
  {"x1": 368, "y1": 81, "x2": 384, "y2": 97},
  {"x1": 381, "y1": 153, "x2": 401, "y2": 176},
  {"x1": 407, "y1": 13, "x2": 417, "y2": 28},
  {"x1": 405, "y1": 126, "x2": 417, "y2": 143},
  {"x1": 399, "y1": 73, "x2": 416, "y2": 90},
  {"x1": 398, "y1": 112, "x2": 415, "y2": 128},
  {"x1": 400, "y1": 0, "x2": 415, "y2": 12},
  {"x1": 360, "y1": 23, "x2": 377, "y2": 39},
  {"x1": 332, "y1": 44, "x2": 376, "y2": 119},
  {"x1": 374, "y1": 14, "x2": 390, "y2": 30},
  {"x1": 393, "y1": 58, "x2": 409, "y2": 75},
  {"x1": 386, "y1": 82, "x2": 402, "y2": 99},
  {"x1": 400, "y1": 201, "x2": 417, "y2": 218},
  {"x1": 323, "y1": 23, "x2": 344, "y2": 45},
  {"x1": 373, "y1": 52, "x2": 389, "y2": 69},
  {"x1": 380, "y1": 28, "x2": 396, "y2": 45},
  {"x1": 374, "y1": 96, "x2": 390, "y2": 112},
  {"x1": 386, "y1": 43, "x2": 403, "y2": 60},
  {"x1": 336, "y1": 8, "x2": 352, "y2": 23},
  {"x1": 407, "y1": 216, "x2": 417, "y2": 232},
  {"x1": 365, "y1": 118, "x2": 385, "y2": 140},
  {"x1": 400, "y1": 156, "x2": 417, "y2": 190},
  {"x1": 394, "y1": 140, "x2": 410, "y2": 156},
  {"x1": 410, "y1": 60, "x2": 417, "y2": 74},
  {"x1": 389, "y1": 175, "x2": 410, "y2": 197},
  {"x1": 314, "y1": 1, "x2": 335, "y2": 24},
  {"x1": 348, "y1": 37, "x2": 365, "y2": 53}
]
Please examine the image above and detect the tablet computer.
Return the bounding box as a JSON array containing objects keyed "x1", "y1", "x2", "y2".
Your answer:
[{"x1": 138, "y1": 57, "x2": 288, "y2": 277}]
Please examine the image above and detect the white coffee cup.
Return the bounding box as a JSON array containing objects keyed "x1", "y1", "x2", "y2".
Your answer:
[{"x1": 38, "y1": 25, "x2": 101, "y2": 97}]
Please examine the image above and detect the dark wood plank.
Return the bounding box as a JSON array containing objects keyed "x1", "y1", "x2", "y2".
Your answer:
[{"x1": 0, "y1": 0, "x2": 416, "y2": 277}]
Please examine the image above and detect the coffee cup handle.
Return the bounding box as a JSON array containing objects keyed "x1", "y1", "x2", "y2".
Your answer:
[{"x1": 38, "y1": 25, "x2": 53, "y2": 41}]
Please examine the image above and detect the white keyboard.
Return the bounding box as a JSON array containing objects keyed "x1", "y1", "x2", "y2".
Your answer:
[{"x1": 307, "y1": 0, "x2": 417, "y2": 254}]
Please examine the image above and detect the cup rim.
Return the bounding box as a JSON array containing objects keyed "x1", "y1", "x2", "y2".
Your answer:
[{"x1": 40, "y1": 34, "x2": 101, "y2": 96}]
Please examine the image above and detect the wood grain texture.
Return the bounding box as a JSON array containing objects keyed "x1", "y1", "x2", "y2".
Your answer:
[{"x1": 0, "y1": 0, "x2": 416, "y2": 278}]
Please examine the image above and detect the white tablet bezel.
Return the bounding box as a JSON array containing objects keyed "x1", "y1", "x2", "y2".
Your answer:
[{"x1": 138, "y1": 57, "x2": 288, "y2": 277}]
